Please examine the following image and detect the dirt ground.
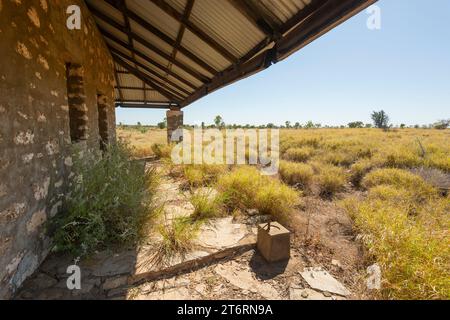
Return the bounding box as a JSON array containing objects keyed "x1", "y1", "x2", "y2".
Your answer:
[{"x1": 16, "y1": 162, "x2": 372, "y2": 300}]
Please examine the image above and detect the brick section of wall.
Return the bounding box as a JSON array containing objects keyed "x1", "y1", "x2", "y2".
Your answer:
[
  {"x1": 167, "y1": 110, "x2": 184, "y2": 143},
  {"x1": 97, "y1": 94, "x2": 110, "y2": 151},
  {"x1": 67, "y1": 63, "x2": 89, "y2": 142},
  {"x1": 0, "y1": 0, "x2": 117, "y2": 298}
]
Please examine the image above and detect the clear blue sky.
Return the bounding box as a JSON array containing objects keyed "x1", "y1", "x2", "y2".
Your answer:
[{"x1": 116, "y1": 0, "x2": 450, "y2": 126}]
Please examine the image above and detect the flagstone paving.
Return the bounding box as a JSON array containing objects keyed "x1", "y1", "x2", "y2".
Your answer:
[{"x1": 15, "y1": 162, "x2": 361, "y2": 300}]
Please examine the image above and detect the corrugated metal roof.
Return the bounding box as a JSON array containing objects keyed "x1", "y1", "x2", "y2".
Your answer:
[{"x1": 85, "y1": 0, "x2": 376, "y2": 109}]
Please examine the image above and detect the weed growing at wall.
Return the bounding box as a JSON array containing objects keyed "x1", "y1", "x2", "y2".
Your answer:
[{"x1": 50, "y1": 142, "x2": 160, "y2": 257}]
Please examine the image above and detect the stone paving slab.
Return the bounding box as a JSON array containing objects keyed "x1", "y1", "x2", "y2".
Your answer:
[
  {"x1": 300, "y1": 267, "x2": 351, "y2": 297},
  {"x1": 214, "y1": 261, "x2": 281, "y2": 300}
]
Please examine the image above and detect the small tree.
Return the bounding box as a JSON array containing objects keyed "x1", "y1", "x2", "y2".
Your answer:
[
  {"x1": 371, "y1": 110, "x2": 390, "y2": 129},
  {"x1": 305, "y1": 121, "x2": 315, "y2": 129},
  {"x1": 157, "y1": 120, "x2": 166, "y2": 129},
  {"x1": 433, "y1": 119, "x2": 450, "y2": 130},
  {"x1": 285, "y1": 121, "x2": 291, "y2": 129},
  {"x1": 214, "y1": 115, "x2": 225, "y2": 129},
  {"x1": 348, "y1": 121, "x2": 364, "y2": 128},
  {"x1": 294, "y1": 122, "x2": 301, "y2": 129}
]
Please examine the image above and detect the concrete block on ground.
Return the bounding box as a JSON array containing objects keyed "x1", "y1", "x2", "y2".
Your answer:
[{"x1": 257, "y1": 222, "x2": 291, "y2": 263}]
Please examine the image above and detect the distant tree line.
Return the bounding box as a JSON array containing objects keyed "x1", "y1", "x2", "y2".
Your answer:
[{"x1": 118, "y1": 112, "x2": 449, "y2": 131}]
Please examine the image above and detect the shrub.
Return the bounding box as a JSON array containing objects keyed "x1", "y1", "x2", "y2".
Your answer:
[
  {"x1": 217, "y1": 166, "x2": 301, "y2": 222},
  {"x1": 50, "y1": 142, "x2": 159, "y2": 257},
  {"x1": 315, "y1": 164, "x2": 348, "y2": 197},
  {"x1": 279, "y1": 160, "x2": 314, "y2": 190}
]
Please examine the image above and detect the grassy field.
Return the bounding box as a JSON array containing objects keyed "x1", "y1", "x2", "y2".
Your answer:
[
  {"x1": 119, "y1": 127, "x2": 449, "y2": 299},
  {"x1": 117, "y1": 126, "x2": 167, "y2": 158}
]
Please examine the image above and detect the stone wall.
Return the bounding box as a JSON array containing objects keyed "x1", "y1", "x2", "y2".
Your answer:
[{"x1": 0, "y1": 0, "x2": 116, "y2": 298}]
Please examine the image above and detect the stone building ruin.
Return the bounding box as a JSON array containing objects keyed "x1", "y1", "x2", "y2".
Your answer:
[{"x1": 0, "y1": 0, "x2": 375, "y2": 298}]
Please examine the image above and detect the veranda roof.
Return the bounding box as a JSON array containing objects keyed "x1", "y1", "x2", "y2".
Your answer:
[{"x1": 85, "y1": 0, "x2": 376, "y2": 109}]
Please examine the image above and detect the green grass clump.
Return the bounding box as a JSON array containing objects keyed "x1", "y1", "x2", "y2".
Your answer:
[
  {"x1": 51, "y1": 142, "x2": 159, "y2": 257},
  {"x1": 183, "y1": 164, "x2": 229, "y2": 188},
  {"x1": 314, "y1": 164, "x2": 348, "y2": 197},
  {"x1": 279, "y1": 160, "x2": 314, "y2": 190},
  {"x1": 190, "y1": 189, "x2": 224, "y2": 221},
  {"x1": 155, "y1": 217, "x2": 201, "y2": 264},
  {"x1": 217, "y1": 166, "x2": 301, "y2": 222},
  {"x1": 151, "y1": 143, "x2": 173, "y2": 159}
]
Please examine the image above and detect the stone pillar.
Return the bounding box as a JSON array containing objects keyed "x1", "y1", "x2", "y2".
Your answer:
[
  {"x1": 167, "y1": 109, "x2": 184, "y2": 143},
  {"x1": 66, "y1": 63, "x2": 89, "y2": 143}
]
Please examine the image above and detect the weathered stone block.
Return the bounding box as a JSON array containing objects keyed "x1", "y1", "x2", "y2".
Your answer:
[
  {"x1": 257, "y1": 222, "x2": 291, "y2": 263},
  {"x1": 167, "y1": 109, "x2": 184, "y2": 143}
]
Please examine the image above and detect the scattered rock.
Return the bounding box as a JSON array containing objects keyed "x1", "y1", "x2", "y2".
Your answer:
[
  {"x1": 300, "y1": 267, "x2": 351, "y2": 296},
  {"x1": 331, "y1": 259, "x2": 343, "y2": 269},
  {"x1": 289, "y1": 287, "x2": 332, "y2": 300},
  {"x1": 366, "y1": 263, "x2": 382, "y2": 290},
  {"x1": 246, "y1": 209, "x2": 259, "y2": 216}
]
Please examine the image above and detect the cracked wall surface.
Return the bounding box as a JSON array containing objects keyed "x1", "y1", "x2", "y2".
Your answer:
[{"x1": 0, "y1": 0, "x2": 117, "y2": 299}]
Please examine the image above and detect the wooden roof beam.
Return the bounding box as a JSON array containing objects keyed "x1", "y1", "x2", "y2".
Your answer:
[
  {"x1": 88, "y1": 3, "x2": 210, "y2": 84},
  {"x1": 113, "y1": 53, "x2": 184, "y2": 104},
  {"x1": 109, "y1": 46, "x2": 191, "y2": 97},
  {"x1": 115, "y1": 86, "x2": 158, "y2": 91},
  {"x1": 101, "y1": 28, "x2": 197, "y2": 91},
  {"x1": 164, "y1": 0, "x2": 195, "y2": 81},
  {"x1": 229, "y1": 0, "x2": 281, "y2": 39},
  {"x1": 149, "y1": 0, "x2": 238, "y2": 63},
  {"x1": 116, "y1": 102, "x2": 173, "y2": 109},
  {"x1": 96, "y1": 0, "x2": 218, "y2": 75}
]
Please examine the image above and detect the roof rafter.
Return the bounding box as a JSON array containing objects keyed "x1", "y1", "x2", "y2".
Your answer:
[
  {"x1": 115, "y1": 86, "x2": 157, "y2": 91},
  {"x1": 116, "y1": 102, "x2": 173, "y2": 109},
  {"x1": 101, "y1": 28, "x2": 197, "y2": 91},
  {"x1": 148, "y1": 0, "x2": 238, "y2": 63},
  {"x1": 87, "y1": 3, "x2": 209, "y2": 85},
  {"x1": 113, "y1": 53, "x2": 184, "y2": 104},
  {"x1": 164, "y1": 0, "x2": 195, "y2": 83},
  {"x1": 109, "y1": 46, "x2": 191, "y2": 97},
  {"x1": 95, "y1": 0, "x2": 218, "y2": 75},
  {"x1": 229, "y1": 0, "x2": 280, "y2": 38}
]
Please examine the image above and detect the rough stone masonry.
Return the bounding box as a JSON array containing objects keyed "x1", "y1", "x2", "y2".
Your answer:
[{"x1": 0, "y1": 0, "x2": 117, "y2": 298}]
